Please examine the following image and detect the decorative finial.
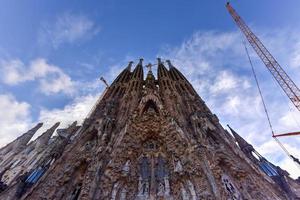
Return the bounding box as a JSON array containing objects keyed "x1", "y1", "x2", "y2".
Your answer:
[
  {"x1": 31, "y1": 123, "x2": 43, "y2": 131},
  {"x1": 52, "y1": 122, "x2": 60, "y2": 128},
  {"x1": 166, "y1": 60, "x2": 174, "y2": 69},
  {"x1": 70, "y1": 121, "x2": 77, "y2": 126},
  {"x1": 138, "y1": 58, "x2": 144, "y2": 65},
  {"x1": 146, "y1": 63, "x2": 152, "y2": 72},
  {"x1": 127, "y1": 61, "x2": 133, "y2": 71},
  {"x1": 157, "y1": 58, "x2": 162, "y2": 65}
]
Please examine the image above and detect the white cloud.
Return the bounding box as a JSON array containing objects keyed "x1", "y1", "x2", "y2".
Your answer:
[
  {"x1": 258, "y1": 139, "x2": 300, "y2": 178},
  {"x1": 0, "y1": 59, "x2": 26, "y2": 85},
  {"x1": 0, "y1": 94, "x2": 32, "y2": 147},
  {"x1": 210, "y1": 71, "x2": 238, "y2": 94},
  {"x1": 39, "y1": 72, "x2": 74, "y2": 95},
  {"x1": 161, "y1": 30, "x2": 300, "y2": 178},
  {"x1": 0, "y1": 58, "x2": 75, "y2": 95},
  {"x1": 290, "y1": 42, "x2": 300, "y2": 69},
  {"x1": 2, "y1": 28, "x2": 300, "y2": 180},
  {"x1": 38, "y1": 94, "x2": 99, "y2": 130},
  {"x1": 0, "y1": 92, "x2": 102, "y2": 147},
  {"x1": 39, "y1": 13, "x2": 100, "y2": 48}
]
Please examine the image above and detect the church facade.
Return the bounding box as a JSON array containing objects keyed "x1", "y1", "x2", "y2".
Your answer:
[{"x1": 0, "y1": 58, "x2": 299, "y2": 199}]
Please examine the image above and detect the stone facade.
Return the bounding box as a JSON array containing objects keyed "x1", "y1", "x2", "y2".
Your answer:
[{"x1": 0, "y1": 58, "x2": 299, "y2": 199}]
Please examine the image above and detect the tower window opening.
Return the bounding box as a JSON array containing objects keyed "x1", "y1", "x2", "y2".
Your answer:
[
  {"x1": 167, "y1": 81, "x2": 172, "y2": 90},
  {"x1": 112, "y1": 87, "x2": 120, "y2": 98},
  {"x1": 175, "y1": 85, "x2": 182, "y2": 93},
  {"x1": 178, "y1": 72, "x2": 185, "y2": 80},
  {"x1": 173, "y1": 72, "x2": 180, "y2": 81},
  {"x1": 119, "y1": 88, "x2": 125, "y2": 97},
  {"x1": 163, "y1": 81, "x2": 166, "y2": 89},
  {"x1": 137, "y1": 68, "x2": 142, "y2": 79},
  {"x1": 170, "y1": 71, "x2": 176, "y2": 81},
  {"x1": 135, "y1": 82, "x2": 139, "y2": 90},
  {"x1": 185, "y1": 83, "x2": 194, "y2": 95},
  {"x1": 163, "y1": 70, "x2": 167, "y2": 77},
  {"x1": 180, "y1": 84, "x2": 185, "y2": 92},
  {"x1": 115, "y1": 74, "x2": 122, "y2": 83}
]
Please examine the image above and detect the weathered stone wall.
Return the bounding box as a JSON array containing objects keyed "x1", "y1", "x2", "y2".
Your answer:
[{"x1": 1, "y1": 59, "x2": 297, "y2": 199}]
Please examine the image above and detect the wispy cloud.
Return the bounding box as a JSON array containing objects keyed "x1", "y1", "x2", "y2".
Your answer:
[
  {"x1": 161, "y1": 29, "x2": 300, "y2": 178},
  {"x1": 38, "y1": 13, "x2": 100, "y2": 49},
  {"x1": 0, "y1": 58, "x2": 75, "y2": 95},
  {"x1": 1, "y1": 28, "x2": 300, "y2": 179}
]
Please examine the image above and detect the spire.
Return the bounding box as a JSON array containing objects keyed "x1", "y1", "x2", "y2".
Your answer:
[
  {"x1": 66, "y1": 121, "x2": 80, "y2": 140},
  {"x1": 166, "y1": 60, "x2": 174, "y2": 69},
  {"x1": 57, "y1": 121, "x2": 78, "y2": 139},
  {"x1": 111, "y1": 61, "x2": 133, "y2": 85},
  {"x1": 157, "y1": 58, "x2": 169, "y2": 79},
  {"x1": 227, "y1": 125, "x2": 254, "y2": 153},
  {"x1": 157, "y1": 57, "x2": 162, "y2": 65},
  {"x1": 14, "y1": 123, "x2": 43, "y2": 152},
  {"x1": 127, "y1": 61, "x2": 133, "y2": 71},
  {"x1": 164, "y1": 59, "x2": 196, "y2": 96},
  {"x1": 166, "y1": 60, "x2": 187, "y2": 81},
  {"x1": 35, "y1": 122, "x2": 60, "y2": 149},
  {"x1": 132, "y1": 58, "x2": 144, "y2": 80},
  {"x1": 138, "y1": 58, "x2": 143, "y2": 66}
]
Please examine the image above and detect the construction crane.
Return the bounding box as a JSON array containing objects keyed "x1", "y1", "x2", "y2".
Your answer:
[
  {"x1": 226, "y1": 2, "x2": 300, "y2": 113},
  {"x1": 226, "y1": 2, "x2": 300, "y2": 168},
  {"x1": 226, "y1": 2, "x2": 300, "y2": 138}
]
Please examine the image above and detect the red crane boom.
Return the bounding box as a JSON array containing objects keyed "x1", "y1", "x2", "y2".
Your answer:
[
  {"x1": 226, "y1": 2, "x2": 300, "y2": 112},
  {"x1": 273, "y1": 131, "x2": 300, "y2": 138}
]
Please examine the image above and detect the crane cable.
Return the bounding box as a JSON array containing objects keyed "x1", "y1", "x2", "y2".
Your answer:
[
  {"x1": 243, "y1": 41, "x2": 300, "y2": 168},
  {"x1": 243, "y1": 41, "x2": 274, "y2": 135}
]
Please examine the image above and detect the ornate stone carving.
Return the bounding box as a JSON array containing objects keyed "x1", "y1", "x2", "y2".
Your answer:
[
  {"x1": 221, "y1": 174, "x2": 242, "y2": 200},
  {"x1": 1, "y1": 59, "x2": 295, "y2": 200}
]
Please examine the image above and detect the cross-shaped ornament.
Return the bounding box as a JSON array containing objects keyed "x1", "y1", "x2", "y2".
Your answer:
[{"x1": 146, "y1": 63, "x2": 152, "y2": 72}]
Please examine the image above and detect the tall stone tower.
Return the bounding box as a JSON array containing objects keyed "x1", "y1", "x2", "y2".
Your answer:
[{"x1": 1, "y1": 58, "x2": 299, "y2": 200}]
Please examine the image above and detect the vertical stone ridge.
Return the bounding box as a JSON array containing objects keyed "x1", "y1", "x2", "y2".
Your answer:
[
  {"x1": 227, "y1": 125, "x2": 254, "y2": 154},
  {"x1": 0, "y1": 123, "x2": 44, "y2": 154},
  {"x1": 35, "y1": 122, "x2": 60, "y2": 149}
]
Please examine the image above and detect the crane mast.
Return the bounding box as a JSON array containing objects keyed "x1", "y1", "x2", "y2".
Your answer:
[{"x1": 226, "y1": 2, "x2": 300, "y2": 112}]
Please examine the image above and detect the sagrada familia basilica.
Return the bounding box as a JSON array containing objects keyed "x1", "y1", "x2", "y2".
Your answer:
[{"x1": 0, "y1": 58, "x2": 299, "y2": 199}]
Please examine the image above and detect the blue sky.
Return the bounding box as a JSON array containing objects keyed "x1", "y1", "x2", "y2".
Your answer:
[{"x1": 1, "y1": 0, "x2": 300, "y2": 177}]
